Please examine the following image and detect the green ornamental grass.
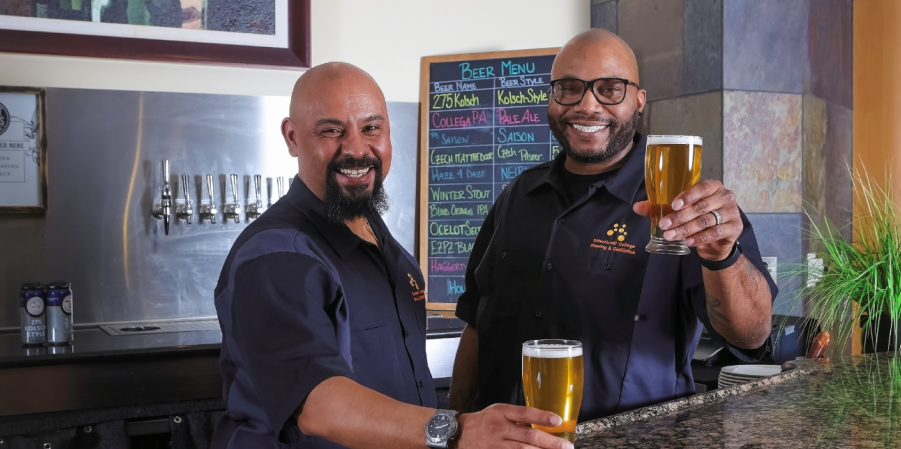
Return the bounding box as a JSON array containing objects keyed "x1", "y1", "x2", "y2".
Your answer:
[{"x1": 782, "y1": 168, "x2": 901, "y2": 354}]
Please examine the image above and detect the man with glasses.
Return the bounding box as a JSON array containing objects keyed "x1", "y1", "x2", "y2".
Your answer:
[{"x1": 449, "y1": 29, "x2": 775, "y2": 421}]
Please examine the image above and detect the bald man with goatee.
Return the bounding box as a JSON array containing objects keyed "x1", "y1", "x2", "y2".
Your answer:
[
  {"x1": 450, "y1": 29, "x2": 776, "y2": 421},
  {"x1": 213, "y1": 62, "x2": 572, "y2": 449}
]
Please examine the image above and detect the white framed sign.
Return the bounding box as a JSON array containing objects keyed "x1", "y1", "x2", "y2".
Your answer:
[{"x1": 0, "y1": 87, "x2": 47, "y2": 213}]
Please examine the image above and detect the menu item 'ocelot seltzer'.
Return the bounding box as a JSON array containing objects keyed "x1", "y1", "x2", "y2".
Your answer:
[
  {"x1": 46, "y1": 281, "x2": 74, "y2": 344},
  {"x1": 19, "y1": 283, "x2": 46, "y2": 345},
  {"x1": 645, "y1": 135, "x2": 703, "y2": 255},
  {"x1": 522, "y1": 339, "x2": 584, "y2": 443}
]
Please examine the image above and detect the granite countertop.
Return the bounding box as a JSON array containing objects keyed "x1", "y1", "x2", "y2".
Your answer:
[{"x1": 575, "y1": 353, "x2": 901, "y2": 448}]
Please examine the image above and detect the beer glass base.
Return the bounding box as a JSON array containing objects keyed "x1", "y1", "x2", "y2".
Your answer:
[
  {"x1": 553, "y1": 432, "x2": 576, "y2": 444},
  {"x1": 645, "y1": 237, "x2": 690, "y2": 255}
]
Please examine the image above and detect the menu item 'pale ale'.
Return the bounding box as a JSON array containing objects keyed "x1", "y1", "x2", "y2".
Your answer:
[
  {"x1": 522, "y1": 340, "x2": 584, "y2": 443},
  {"x1": 645, "y1": 135, "x2": 703, "y2": 255}
]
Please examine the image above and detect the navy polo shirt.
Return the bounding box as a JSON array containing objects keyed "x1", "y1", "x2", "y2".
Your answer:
[
  {"x1": 456, "y1": 132, "x2": 777, "y2": 422},
  {"x1": 212, "y1": 178, "x2": 435, "y2": 448}
]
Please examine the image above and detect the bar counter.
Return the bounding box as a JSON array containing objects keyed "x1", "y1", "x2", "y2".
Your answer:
[{"x1": 575, "y1": 353, "x2": 901, "y2": 448}]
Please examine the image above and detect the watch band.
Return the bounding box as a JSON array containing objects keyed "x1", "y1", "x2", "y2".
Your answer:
[{"x1": 698, "y1": 242, "x2": 742, "y2": 271}]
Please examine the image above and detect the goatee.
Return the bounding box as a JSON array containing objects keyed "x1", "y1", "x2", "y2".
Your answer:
[
  {"x1": 549, "y1": 108, "x2": 640, "y2": 164},
  {"x1": 324, "y1": 155, "x2": 390, "y2": 223}
]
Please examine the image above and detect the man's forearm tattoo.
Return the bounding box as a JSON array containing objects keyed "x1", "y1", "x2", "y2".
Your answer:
[{"x1": 706, "y1": 292, "x2": 731, "y2": 329}]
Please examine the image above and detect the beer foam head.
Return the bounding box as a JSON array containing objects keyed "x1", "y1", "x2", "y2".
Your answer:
[
  {"x1": 523, "y1": 344, "x2": 583, "y2": 358},
  {"x1": 646, "y1": 135, "x2": 703, "y2": 146}
]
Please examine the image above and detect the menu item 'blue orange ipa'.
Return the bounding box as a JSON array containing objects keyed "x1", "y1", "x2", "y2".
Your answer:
[
  {"x1": 645, "y1": 135, "x2": 703, "y2": 255},
  {"x1": 522, "y1": 340, "x2": 584, "y2": 443}
]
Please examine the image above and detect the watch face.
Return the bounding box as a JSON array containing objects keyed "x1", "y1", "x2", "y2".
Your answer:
[{"x1": 427, "y1": 413, "x2": 454, "y2": 442}]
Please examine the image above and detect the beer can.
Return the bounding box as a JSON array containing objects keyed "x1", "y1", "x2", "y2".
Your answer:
[
  {"x1": 46, "y1": 281, "x2": 74, "y2": 345},
  {"x1": 19, "y1": 283, "x2": 47, "y2": 345}
]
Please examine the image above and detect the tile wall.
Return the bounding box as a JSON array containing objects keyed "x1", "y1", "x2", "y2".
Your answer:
[{"x1": 590, "y1": 0, "x2": 853, "y2": 316}]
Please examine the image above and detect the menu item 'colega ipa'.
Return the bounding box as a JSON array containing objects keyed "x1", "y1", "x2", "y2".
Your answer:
[{"x1": 522, "y1": 340, "x2": 584, "y2": 443}]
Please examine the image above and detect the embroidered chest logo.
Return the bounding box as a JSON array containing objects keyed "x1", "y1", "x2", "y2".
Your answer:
[
  {"x1": 590, "y1": 223, "x2": 636, "y2": 255},
  {"x1": 408, "y1": 273, "x2": 426, "y2": 301}
]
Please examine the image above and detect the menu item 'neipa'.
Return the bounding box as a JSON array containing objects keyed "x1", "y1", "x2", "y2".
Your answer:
[
  {"x1": 645, "y1": 135, "x2": 703, "y2": 255},
  {"x1": 522, "y1": 340, "x2": 584, "y2": 443}
]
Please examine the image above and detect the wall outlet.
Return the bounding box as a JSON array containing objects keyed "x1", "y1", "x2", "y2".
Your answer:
[
  {"x1": 807, "y1": 253, "x2": 824, "y2": 288},
  {"x1": 761, "y1": 256, "x2": 777, "y2": 285}
]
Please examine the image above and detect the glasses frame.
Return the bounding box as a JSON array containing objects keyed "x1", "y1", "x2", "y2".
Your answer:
[{"x1": 549, "y1": 77, "x2": 640, "y2": 106}]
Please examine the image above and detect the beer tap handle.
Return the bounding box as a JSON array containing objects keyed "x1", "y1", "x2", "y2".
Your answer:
[
  {"x1": 254, "y1": 174, "x2": 262, "y2": 204},
  {"x1": 206, "y1": 174, "x2": 217, "y2": 225},
  {"x1": 229, "y1": 173, "x2": 240, "y2": 223},
  {"x1": 267, "y1": 177, "x2": 273, "y2": 207},
  {"x1": 277, "y1": 177, "x2": 285, "y2": 199},
  {"x1": 177, "y1": 174, "x2": 194, "y2": 225},
  {"x1": 151, "y1": 160, "x2": 172, "y2": 235}
]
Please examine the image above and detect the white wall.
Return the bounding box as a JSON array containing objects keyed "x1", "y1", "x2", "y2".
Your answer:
[{"x1": 0, "y1": 0, "x2": 589, "y2": 103}]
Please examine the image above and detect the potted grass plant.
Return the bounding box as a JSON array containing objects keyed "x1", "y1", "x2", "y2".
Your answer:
[{"x1": 784, "y1": 169, "x2": 901, "y2": 355}]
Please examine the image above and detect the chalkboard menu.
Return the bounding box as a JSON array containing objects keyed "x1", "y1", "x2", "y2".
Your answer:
[{"x1": 417, "y1": 48, "x2": 559, "y2": 310}]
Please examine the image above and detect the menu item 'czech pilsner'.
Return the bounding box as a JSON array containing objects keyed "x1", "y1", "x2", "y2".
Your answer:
[
  {"x1": 522, "y1": 340, "x2": 584, "y2": 443},
  {"x1": 645, "y1": 135, "x2": 703, "y2": 255}
]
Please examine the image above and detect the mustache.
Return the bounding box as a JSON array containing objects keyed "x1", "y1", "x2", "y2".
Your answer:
[
  {"x1": 330, "y1": 155, "x2": 381, "y2": 170},
  {"x1": 561, "y1": 112, "x2": 620, "y2": 127}
]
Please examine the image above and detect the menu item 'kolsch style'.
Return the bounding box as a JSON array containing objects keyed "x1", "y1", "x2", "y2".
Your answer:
[
  {"x1": 522, "y1": 340, "x2": 584, "y2": 443},
  {"x1": 645, "y1": 135, "x2": 703, "y2": 255}
]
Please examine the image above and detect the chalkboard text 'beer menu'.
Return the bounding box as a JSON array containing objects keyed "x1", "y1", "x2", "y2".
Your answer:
[{"x1": 418, "y1": 48, "x2": 559, "y2": 310}]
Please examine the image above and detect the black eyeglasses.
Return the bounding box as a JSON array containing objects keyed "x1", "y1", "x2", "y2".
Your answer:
[{"x1": 549, "y1": 77, "x2": 640, "y2": 106}]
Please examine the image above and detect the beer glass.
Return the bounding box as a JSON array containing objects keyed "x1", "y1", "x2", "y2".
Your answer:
[
  {"x1": 645, "y1": 135, "x2": 703, "y2": 255},
  {"x1": 522, "y1": 339, "x2": 584, "y2": 443}
]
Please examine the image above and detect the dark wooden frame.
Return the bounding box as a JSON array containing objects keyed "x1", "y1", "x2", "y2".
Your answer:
[
  {"x1": 0, "y1": 0, "x2": 310, "y2": 69},
  {"x1": 0, "y1": 86, "x2": 47, "y2": 214},
  {"x1": 417, "y1": 48, "x2": 560, "y2": 311}
]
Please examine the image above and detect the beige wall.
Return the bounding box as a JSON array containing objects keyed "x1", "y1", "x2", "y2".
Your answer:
[
  {"x1": 854, "y1": 0, "x2": 901, "y2": 197},
  {"x1": 0, "y1": 0, "x2": 590, "y2": 102}
]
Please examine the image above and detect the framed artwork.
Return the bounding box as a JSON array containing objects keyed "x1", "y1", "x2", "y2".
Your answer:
[
  {"x1": 0, "y1": 86, "x2": 47, "y2": 213},
  {"x1": 0, "y1": 0, "x2": 310, "y2": 68}
]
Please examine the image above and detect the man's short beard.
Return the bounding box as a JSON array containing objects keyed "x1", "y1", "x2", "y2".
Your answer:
[
  {"x1": 324, "y1": 155, "x2": 390, "y2": 223},
  {"x1": 549, "y1": 108, "x2": 640, "y2": 164}
]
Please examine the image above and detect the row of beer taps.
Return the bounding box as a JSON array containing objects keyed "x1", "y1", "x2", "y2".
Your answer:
[{"x1": 151, "y1": 160, "x2": 292, "y2": 235}]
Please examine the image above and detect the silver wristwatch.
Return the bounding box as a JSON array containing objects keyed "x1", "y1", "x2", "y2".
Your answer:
[{"x1": 424, "y1": 409, "x2": 459, "y2": 448}]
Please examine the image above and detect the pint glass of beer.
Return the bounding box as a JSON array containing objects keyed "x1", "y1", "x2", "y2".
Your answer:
[
  {"x1": 522, "y1": 340, "x2": 584, "y2": 443},
  {"x1": 645, "y1": 135, "x2": 703, "y2": 255}
]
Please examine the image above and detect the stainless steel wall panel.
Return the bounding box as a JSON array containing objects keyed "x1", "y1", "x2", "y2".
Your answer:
[{"x1": 0, "y1": 89, "x2": 420, "y2": 328}]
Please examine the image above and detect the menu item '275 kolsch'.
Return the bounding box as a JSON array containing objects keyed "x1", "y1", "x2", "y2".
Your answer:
[
  {"x1": 645, "y1": 135, "x2": 703, "y2": 255},
  {"x1": 522, "y1": 340, "x2": 584, "y2": 443}
]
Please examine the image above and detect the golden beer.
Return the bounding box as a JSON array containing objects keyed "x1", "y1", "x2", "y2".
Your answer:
[
  {"x1": 522, "y1": 340, "x2": 584, "y2": 443},
  {"x1": 645, "y1": 135, "x2": 703, "y2": 255}
]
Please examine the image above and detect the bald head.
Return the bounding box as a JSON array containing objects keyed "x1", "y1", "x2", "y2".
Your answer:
[
  {"x1": 547, "y1": 29, "x2": 646, "y2": 173},
  {"x1": 289, "y1": 62, "x2": 386, "y2": 120},
  {"x1": 553, "y1": 28, "x2": 639, "y2": 85},
  {"x1": 280, "y1": 61, "x2": 392, "y2": 213}
]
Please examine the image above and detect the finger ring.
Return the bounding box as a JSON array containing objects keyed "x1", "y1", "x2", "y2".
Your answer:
[{"x1": 710, "y1": 210, "x2": 723, "y2": 226}]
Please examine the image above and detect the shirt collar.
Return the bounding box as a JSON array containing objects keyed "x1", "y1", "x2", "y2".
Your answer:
[
  {"x1": 285, "y1": 177, "x2": 364, "y2": 260},
  {"x1": 527, "y1": 132, "x2": 647, "y2": 204}
]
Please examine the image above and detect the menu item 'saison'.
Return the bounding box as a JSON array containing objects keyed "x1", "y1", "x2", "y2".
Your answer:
[{"x1": 418, "y1": 49, "x2": 558, "y2": 308}]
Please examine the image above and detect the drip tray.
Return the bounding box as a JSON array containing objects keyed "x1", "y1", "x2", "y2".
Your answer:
[{"x1": 100, "y1": 320, "x2": 220, "y2": 336}]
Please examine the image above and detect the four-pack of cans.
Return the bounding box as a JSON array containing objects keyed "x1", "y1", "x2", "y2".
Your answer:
[{"x1": 20, "y1": 281, "x2": 74, "y2": 346}]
